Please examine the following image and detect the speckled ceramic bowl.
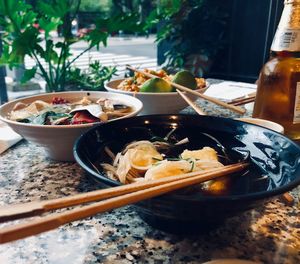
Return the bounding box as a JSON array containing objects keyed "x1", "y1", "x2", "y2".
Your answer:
[
  {"x1": 0, "y1": 91, "x2": 143, "y2": 161},
  {"x1": 105, "y1": 79, "x2": 208, "y2": 115},
  {"x1": 74, "y1": 115, "x2": 300, "y2": 233}
]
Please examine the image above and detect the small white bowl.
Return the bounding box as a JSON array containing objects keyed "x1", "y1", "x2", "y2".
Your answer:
[
  {"x1": 0, "y1": 91, "x2": 143, "y2": 161},
  {"x1": 236, "y1": 117, "x2": 284, "y2": 134},
  {"x1": 105, "y1": 79, "x2": 208, "y2": 115}
]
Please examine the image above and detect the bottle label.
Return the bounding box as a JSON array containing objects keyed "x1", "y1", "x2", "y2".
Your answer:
[
  {"x1": 293, "y1": 82, "x2": 300, "y2": 124},
  {"x1": 271, "y1": 29, "x2": 300, "y2": 51}
]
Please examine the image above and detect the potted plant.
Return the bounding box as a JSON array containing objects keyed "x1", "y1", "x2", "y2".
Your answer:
[
  {"x1": 64, "y1": 61, "x2": 117, "y2": 91},
  {"x1": 0, "y1": 0, "x2": 145, "y2": 92}
]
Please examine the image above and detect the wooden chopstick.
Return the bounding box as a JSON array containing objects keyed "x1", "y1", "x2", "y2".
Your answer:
[
  {"x1": 0, "y1": 163, "x2": 240, "y2": 223},
  {"x1": 228, "y1": 92, "x2": 256, "y2": 106},
  {"x1": 126, "y1": 66, "x2": 246, "y2": 115},
  {"x1": 176, "y1": 89, "x2": 206, "y2": 115},
  {"x1": 231, "y1": 97, "x2": 255, "y2": 106},
  {"x1": 0, "y1": 163, "x2": 245, "y2": 223},
  {"x1": 0, "y1": 162, "x2": 247, "y2": 244}
]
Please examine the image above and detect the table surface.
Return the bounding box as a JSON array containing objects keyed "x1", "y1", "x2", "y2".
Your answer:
[{"x1": 0, "y1": 81, "x2": 300, "y2": 264}]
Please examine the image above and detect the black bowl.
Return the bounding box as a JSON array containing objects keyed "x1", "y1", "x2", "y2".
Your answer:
[{"x1": 73, "y1": 115, "x2": 300, "y2": 233}]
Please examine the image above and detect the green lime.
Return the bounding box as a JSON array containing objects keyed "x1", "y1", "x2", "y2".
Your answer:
[
  {"x1": 172, "y1": 70, "x2": 197, "y2": 90},
  {"x1": 140, "y1": 78, "x2": 172, "y2": 93}
]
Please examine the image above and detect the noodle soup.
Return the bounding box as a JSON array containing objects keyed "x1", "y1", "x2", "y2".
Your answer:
[
  {"x1": 100, "y1": 128, "x2": 247, "y2": 196},
  {"x1": 74, "y1": 114, "x2": 300, "y2": 231}
]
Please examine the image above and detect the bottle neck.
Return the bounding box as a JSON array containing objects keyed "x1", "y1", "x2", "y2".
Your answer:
[{"x1": 271, "y1": 1, "x2": 300, "y2": 52}]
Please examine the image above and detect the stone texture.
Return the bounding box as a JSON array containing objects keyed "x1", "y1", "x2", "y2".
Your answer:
[{"x1": 0, "y1": 81, "x2": 299, "y2": 264}]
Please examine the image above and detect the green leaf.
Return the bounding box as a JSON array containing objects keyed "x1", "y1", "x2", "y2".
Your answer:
[
  {"x1": 0, "y1": 44, "x2": 10, "y2": 65},
  {"x1": 7, "y1": 27, "x2": 39, "y2": 64},
  {"x1": 0, "y1": 0, "x2": 29, "y2": 16},
  {"x1": 37, "y1": 0, "x2": 68, "y2": 18},
  {"x1": 55, "y1": 42, "x2": 65, "y2": 48},
  {"x1": 144, "y1": 9, "x2": 160, "y2": 31},
  {"x1": 32, "y1": 112, "x2": 50, "y2": 125},
  {"x1": 65, "y1": 61, "x2": 117, "y2": 91},
  {"x1": 20, "y1": 10, "x2": 37, "y2": 29},
  {"x1": 93, "y1": 13, "x2": 145, "y2": 36},
  {"x1": 34, "y1": 44, "x2": 46, "y2": 59},
  {"x1": 0, "y1": 0, "x2": 36, "y2": 31},
  {"x1": 21, "y1": 67, "x2": 37, "y2": 83},
  {"x1": 86, "y1": 30, "x2": 109, "y2": 49},
  {"x1": 39, "y1": 17, "x2": 62, "y2": 38}
]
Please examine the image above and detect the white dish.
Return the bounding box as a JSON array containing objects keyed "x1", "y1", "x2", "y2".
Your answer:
[
  {"x1": 236, "y1": 117, "x2": 284, "y2": 134},
  {"x1": 105, "y1": 79, "x2": 208, "y2": 115},
  {"x1": 0, "y1": 91, "x2": 143, "y2": 161}
]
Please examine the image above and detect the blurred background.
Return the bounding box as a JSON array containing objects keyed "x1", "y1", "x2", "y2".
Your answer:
[{"x1": 0, "y1": 0, "x2": 284, "y2": 102}]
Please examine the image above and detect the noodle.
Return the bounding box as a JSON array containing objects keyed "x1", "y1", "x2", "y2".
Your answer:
[{"x1": 101, "y1": 140, "x2": 227, "y2": 192}]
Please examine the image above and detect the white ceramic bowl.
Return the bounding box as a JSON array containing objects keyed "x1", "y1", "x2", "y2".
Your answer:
[
  {"x1": 0, "y1": 91, "x2": 143, "y2": 161},
  {"x1": 105, "y1": 79, "x2": 208, "y2": 115},
  {"x1": 236, "y1": 117, "x2": 284, "y2": 134}
]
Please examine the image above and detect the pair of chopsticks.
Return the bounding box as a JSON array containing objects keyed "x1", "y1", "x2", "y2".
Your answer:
[
  {"x1": 176, "y1": 89, "x2": 206, "y2": 115},
  {"x1": 228, "y1": 92, "x2": 256, "y2": 106},
  {"x1": 0, "y1": 162, "x2": 248, "y2": 244},
  {"x1": 126, "y1": 66, "x2": 246, "y2": 115}
]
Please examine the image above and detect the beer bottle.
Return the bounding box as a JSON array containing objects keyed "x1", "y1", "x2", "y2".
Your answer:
[{"x1": 253, "y1": 0, "x2": 300, "y2": 141}]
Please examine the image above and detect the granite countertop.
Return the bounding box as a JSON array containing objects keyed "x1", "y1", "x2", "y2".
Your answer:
[{"x1": 0, "y1": 90, "x2": 300, "y2": 264}]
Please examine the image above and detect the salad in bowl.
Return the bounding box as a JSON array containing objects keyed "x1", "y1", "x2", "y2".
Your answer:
[
  {"x1": 105, "y1": 69, "x2": 208, "y2": 115},
  {"x1": 0, "y1": 91, "x2": 143, "y2": 161}
]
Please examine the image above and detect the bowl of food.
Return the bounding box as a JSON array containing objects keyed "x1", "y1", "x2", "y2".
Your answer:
[
  {"x1": 0, "y1": 91, "x2": 143, "y2": 161},
  {"x1": 105, "y1": 69, "x2": 208, "y2": 115},
  {"x1": 74, "y1": 115, "x2": 300, "y2": 233}
]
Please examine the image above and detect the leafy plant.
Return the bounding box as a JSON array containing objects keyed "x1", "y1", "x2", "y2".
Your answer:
[
  {"x1": 65, "y1": 61, "x2": 117, "y2": 91},
  {"x1": 147, "y1": 0, "x2": 229, "y2": 76},
  {"x1": 0, "y1": 0, "x2": 145, "y2": 92}
]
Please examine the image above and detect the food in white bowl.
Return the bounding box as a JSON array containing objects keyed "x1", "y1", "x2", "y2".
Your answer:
[
  {"x1": 8, "y1": 95, "x2": 134, "y2": 125},
  {"x1": 0, "y1": 91, "x2": 143, "y2": 161},
  {"x1": 116, "y1": 69, "x2": 206, "y2": 92},
  {"x1": 105, "y1": 69, "x2": 208, "y2": 115}
]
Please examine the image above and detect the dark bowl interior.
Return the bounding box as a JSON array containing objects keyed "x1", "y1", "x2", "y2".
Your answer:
[{"x1": 73, "y1": 115, "x2": 300, "y2": 233}]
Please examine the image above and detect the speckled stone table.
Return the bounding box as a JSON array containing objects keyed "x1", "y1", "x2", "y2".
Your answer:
[{"x1": 0, "y1": 85, "x2": 300, "y2": 264}]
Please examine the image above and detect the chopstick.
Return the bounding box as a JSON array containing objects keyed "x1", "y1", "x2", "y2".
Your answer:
[
  {"x1": 0, "y1": 164, "x2": 239, "y2": 223},
  {"x1": 126, "y1": 66, "x2": 246, "y2": 115},
  {"x1": 0, "y1": 162, "x2": 247, "y2": 244},
  {"x1": 176, "y1": 89, "x2": 206, "y2": 115},
  {"x1": 0, "y1": 163, "x2": 245, "y2": 222},
  {"x1": 228, "y1": 92, "x2": 256, "y2": 106}
]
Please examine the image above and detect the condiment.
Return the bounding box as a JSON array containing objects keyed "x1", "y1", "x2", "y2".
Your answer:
[{"x1": 253, "y1": 0, "x2": 300, "y2": 141}]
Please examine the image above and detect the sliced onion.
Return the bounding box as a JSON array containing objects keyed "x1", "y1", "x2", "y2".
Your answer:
[{"x1": 70, "y1": 104, "x2": 108, "y2": 121}]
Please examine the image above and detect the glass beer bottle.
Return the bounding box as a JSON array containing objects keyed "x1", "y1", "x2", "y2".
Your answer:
[{"x1": 253, "y1": 0, "x2": 300, "y2": 141}]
